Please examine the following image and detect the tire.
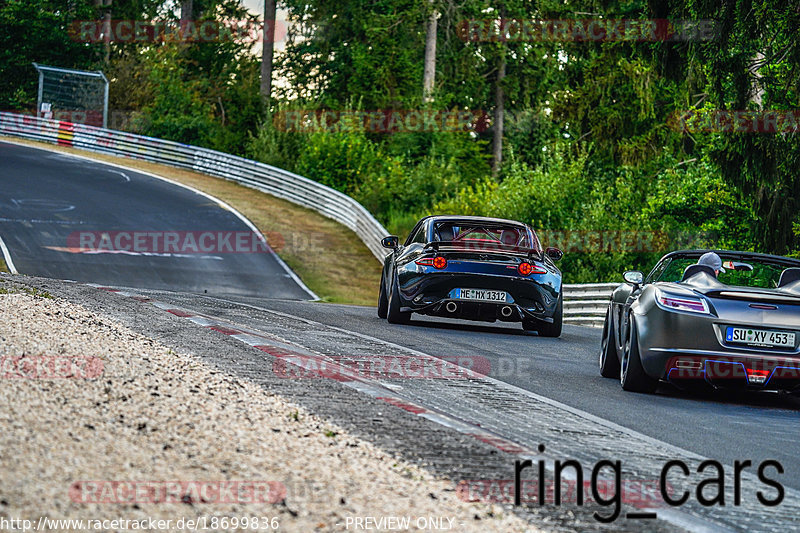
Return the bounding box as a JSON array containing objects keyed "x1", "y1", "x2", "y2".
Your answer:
[
  {"x1": 620, "y1": 314, "x2": 658, "y2": 393},
  {"x1": 599, "y1": 307, "x2": 620, "y2": 378},
  {"x1": 377, "y1": 272, "x2": 388, "y2": 319},
  {"x1": 387, "y1": 276, "x2": 411, "y2": 324},
  {"x1": 535, "y1": 294, "x2": 563, "y2": 338}
]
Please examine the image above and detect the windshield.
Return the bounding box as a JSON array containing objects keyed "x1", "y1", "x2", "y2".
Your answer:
[{"x1": 654, "y1": 256, "x2": 789, "y2": 288}]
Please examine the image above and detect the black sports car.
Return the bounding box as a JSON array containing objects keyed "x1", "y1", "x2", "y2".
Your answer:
[
  {"x1": 600, "y1": 250, "x2": 800, "y2": 394},
  {"x1": 378, "y1": 215, "x2": 564, "y2": 336}
]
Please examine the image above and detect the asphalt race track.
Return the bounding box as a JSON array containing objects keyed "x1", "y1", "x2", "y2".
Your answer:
[
  {"x1": 4, "y1": 142, "x2": 800, "y2": 531},
  {"x1": 0, "y1": 141, "x2": 311, "y2": 299},
  {"x1": 216, "y1": 297, "x2": 800, "y2": 495}
]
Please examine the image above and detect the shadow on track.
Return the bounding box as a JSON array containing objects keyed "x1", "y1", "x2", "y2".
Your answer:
[
  {"x1": 382, "y1": 316, "x2": 583, "y2": 340},
  {"x1": 654, "y1": 382, "x2": 800, "y2": 410}
]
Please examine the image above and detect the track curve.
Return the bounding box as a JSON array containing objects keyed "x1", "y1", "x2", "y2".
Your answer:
[{"x1": 0, "y1": 141, "x2": 312, "y2": 299}]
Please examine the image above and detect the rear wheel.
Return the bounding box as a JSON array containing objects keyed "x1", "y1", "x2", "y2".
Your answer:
[
  {"x1": 535, "y1": 295, "x2": 563, "y2": 338},
  {"x1": 387, "y1": 276, "x2": 411, "y2": 324},
  {"x1": 599, "y1": 307, "x2": 620, "y2": 378},
  {"x1": 377, "y1": 272, "x2": 388, "y2": 319},
  {"x1": 620, "y1": 315, "x2": 658, "y2": 393}
]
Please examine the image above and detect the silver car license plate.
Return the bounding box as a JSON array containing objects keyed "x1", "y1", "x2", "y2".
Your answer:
[
  {"x1": 726, "y1": 327, "x2": 795, "y2": 348},
  {"x1": 454, "y1": 289, "x2": 508, "y2": 303}
]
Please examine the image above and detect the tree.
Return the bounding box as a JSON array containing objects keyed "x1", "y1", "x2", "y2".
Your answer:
[
  {"x1": 261, "y1": 0, "x2": 277, "y2": 102},
  {"x1": 422, "y1": 0, "x2": 438, "y2": 103},
  {"x1": 278, "y1": 0, "x2": 429, "y2": 107},
  {"x1": 686, "y1": 0, "x2": 800, "y2": 253},
  {"x1": 491, "y1": 45, "x2": 505, "y2": 177},
  {"x1": 0, "y1": 0, "x2": 100, "y2": 110},
  {"x1": 180, "y1": 0, "x2": 193, "y2": 24}
]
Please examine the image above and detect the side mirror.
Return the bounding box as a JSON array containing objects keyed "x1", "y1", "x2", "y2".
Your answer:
[
  {"x1": 545, "y1": 247, "x2": 563, "y2": 261},
  {"x1": 381, "y1": 236, "x2": 399, "y2": 249},
  {"x1": 623, "y1": 270, "x2": 644, "y2": 286}
]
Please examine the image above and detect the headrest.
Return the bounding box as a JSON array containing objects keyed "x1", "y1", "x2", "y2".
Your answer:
[
  {"x1": 436, "y1": 225, "x2": 455, "y2": 241},
  {"x1": 778, "y1": 268, "x2": 800, "y2": 287},
  {"x1": 681, "y1": 264, "x2": 717, "y2": 282},
  {"x1": 499, "y1": 229, "x2": 519, "y2": 246}
]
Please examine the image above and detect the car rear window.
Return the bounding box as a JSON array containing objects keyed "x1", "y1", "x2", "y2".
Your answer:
[{"x1": 433, "y1": 222, "x2": 534, "y2": 250}]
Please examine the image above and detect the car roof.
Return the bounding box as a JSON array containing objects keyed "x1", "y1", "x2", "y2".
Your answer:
[
  {"x1": 659, "y1": 249, "x2": 800, "y2": 267},
  {"x1": 426, "y1": 215, "x2": 531, "y2": 228}
]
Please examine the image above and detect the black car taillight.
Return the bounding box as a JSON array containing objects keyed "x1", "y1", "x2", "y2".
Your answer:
[
  {"x1": 518, "y1": 262, "x2": 546, "y2": 276},
  {"x1": 415, "y1": 256, "x2": 447, "y2": 269}
]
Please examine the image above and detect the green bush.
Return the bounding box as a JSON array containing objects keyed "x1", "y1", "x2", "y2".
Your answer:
[
  {"x1": 247, "y1": 110, "x2": 308, "y2": 172},
  {"x1": 294, "y1": 130, "x2": 384, "y2": 195},
  {"x1": 428, "y1": 149, "x2": 756, "y2": 282}
]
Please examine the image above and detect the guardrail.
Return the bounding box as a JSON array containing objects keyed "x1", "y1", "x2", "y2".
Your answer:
[
  {"x1": 562, "y1": 283, "x2": 616, "y2": 328},
  {"x1": 0, "y1": 112, "x2": 390, "y2": 261},
  {"x1": 0, "y1": 111, "x2": 615, "y2": 327}
]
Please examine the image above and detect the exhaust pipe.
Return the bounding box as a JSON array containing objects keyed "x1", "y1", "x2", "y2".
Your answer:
[
  {"x1": 500, "y1": 306, "x2": 513, "y2": 318},
  {"x1": 445, "y1": 301, "x2": 458, "y2": 313}
]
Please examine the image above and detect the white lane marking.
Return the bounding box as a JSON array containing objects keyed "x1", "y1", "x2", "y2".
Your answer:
[
  {"x1": 0, "y1": 217, "x2": 86, "y2": 225},
  {"x1": 11, "y1": 198, "x2": 75, "y2": 212},
  {"x1": 43, "y1": 245, "x2": 224, "y2": 260},
  {"x1": 232, "y1": 333, "x2": 274, "y2": 346},
  {"x1": 109, "y1": 170, "x2": 130, "y2": 182},
  {"x1": 0, "y1": 234, "x2": 19, "y2": 274},
  {"x1": 187, "y1": 317, "x2": 220, "y2": 327},
  {"x1": 0, "y1": 139, "x2": 318, "y2": 300}
]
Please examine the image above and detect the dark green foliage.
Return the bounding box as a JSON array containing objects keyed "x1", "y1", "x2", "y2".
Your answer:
[
  {"x1": 5, "y1": 0, "x2": 799, "y2": 281},
  {"x1": 685, "y1": 0, "x2": 800, "y2": 253},
  {"x1": 0, "y1": 0, "x2": 100, "y2": 110}
]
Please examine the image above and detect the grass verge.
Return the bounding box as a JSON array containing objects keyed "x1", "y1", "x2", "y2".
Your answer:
[{"x1": 0, "y1": 136, "x2": 382, "y2": 305}]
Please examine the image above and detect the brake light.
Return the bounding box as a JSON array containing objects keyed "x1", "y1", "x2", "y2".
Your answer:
[
  {"x1": 415, "y1": 256, "x2": 447, "y2": 269},
  {"x1": 657, "y1": 290, "x2": 710, "y2": 314},
  {"x1": 745, "y1": 368, "x2": 771, "y2": 384},
  {"x1": 518, "y1": 262, "x2": 546, "y2": 276}
]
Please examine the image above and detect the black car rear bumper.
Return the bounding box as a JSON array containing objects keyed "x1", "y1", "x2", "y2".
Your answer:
[
  {"x1": 396, "y1": 271, "x2": 560, "y2": 322},
  {"x1": 410, "y1": 299, "x2": 552, "y2": 323}
]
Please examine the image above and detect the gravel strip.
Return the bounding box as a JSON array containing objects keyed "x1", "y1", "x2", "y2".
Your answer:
[{"x1": 0, "y1": 288, "x2": 538, "y2": 532}]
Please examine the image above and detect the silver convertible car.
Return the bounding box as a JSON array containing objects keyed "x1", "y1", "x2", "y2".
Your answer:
[{"x1": 599, "y1": 250, "x2": 800, "y2": 394}]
